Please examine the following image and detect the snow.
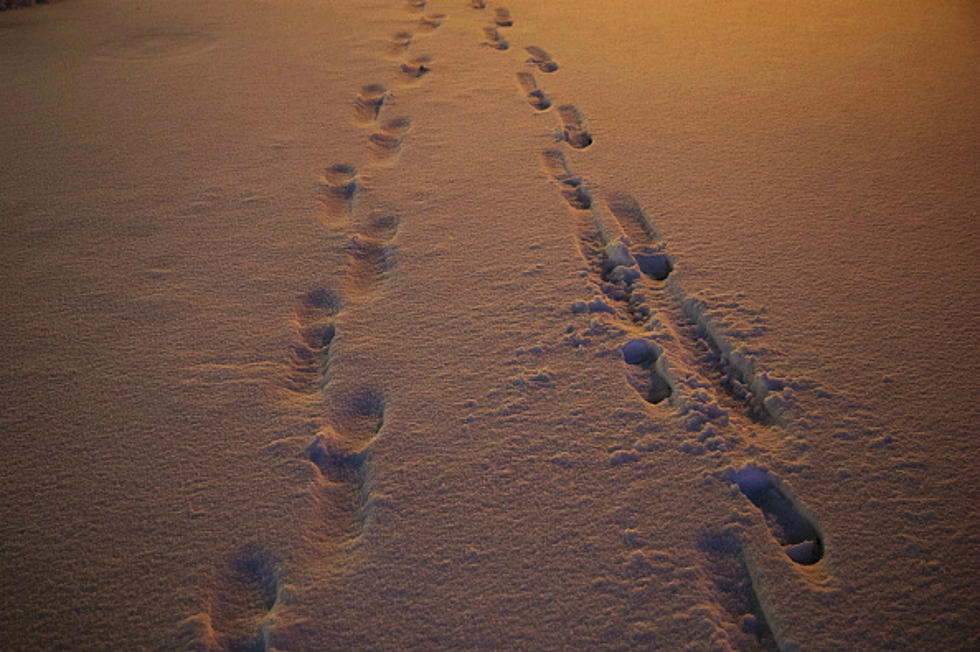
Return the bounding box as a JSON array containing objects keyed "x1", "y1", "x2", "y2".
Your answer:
[{"x1": 0, "y1": 0, "x2": 977, "y2": 649}]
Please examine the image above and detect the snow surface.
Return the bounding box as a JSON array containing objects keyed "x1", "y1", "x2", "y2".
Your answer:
[{"x1": 1, "y1": 0, "x2": 977, "y2": 649}]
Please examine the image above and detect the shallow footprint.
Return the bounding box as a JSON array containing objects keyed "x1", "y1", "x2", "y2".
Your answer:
[
  {"x1": 483, "y1": 26, "x2": 508, "y2": 50},
  {"x1": 730, "y1": 464, "x2": 824, "y2": 565},
  {"x1": 368, "y1": 117, "x2": 412, "y2": 164},
  {"x1": 469, "y1": 0, "x2": 486, "y2": 7},
  {"x1": 318, "y1": 164, "x2": 359, "y2": 225},
  {"x1": 344, "y1": 210, "x2": 400, "y2": 298},
  {"x1": 525, "y1": 45, "x2": 558, "y2": 73},
  {"x1": 494, "y1": 7, "x2": 513, "y2": 26},
  {"x1": 540, "y1": 149, "x2": 591, "y2": 209},
  {"x1": 400, "y1": 55, "x2": 432, "y2": 81},
  {"x1": 516, "y1": 71, "x2": 552, "y2": 111},
  {"x1": 419, "y1": 13, "x2": 445, "y2": 31},
  {"x1": 557, "y1": 105, "x2": 593, "y2": 149},
  {"x1": 389, "y1": 31, "x2": 413, "y2": 56},
  {"x1": 353, "y1": 84, "x2": 389, "y2": 123}
]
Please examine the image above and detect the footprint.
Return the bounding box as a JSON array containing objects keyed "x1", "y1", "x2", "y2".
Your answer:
[
  {"x1": 698, "y1": 531, "x2": 778, "y2": 651},
  {"x1": 318, "y1": 164, "x2": 359, "y2": 225},
  {"x1": 483, "y1": 27, "x2": 508, "y2": 50},
  {"x1": 306, "y1": 388, "x2": 386, "y2": 535},
  {"x1": 400, "y1": 55, "x2": 432, "y2": 81},
  {"x1": 469, "y1": 0, "x2": 486, "y2": 7},
  {"x1": 344, "y1": 211, "x2": 399, "y2": 298},
  {"x1": 418, "y1": 13, "x2": 445, "y2": 31},
  {"x1": 344, "y1": 235, "x2": 396, "y2": 297},
  {"x1": 622, "y1": 339, "x2": 673, "y2": 405},
  {"x1": 494, "y1": 7, "x2": 513, "y2": 26},
  {"x1": 389, "y1": 31, "x2": 413, "y2": 56},
  {"x1": 203, "y1": 544, "x2": 281, "y2": 652},
  {"x1": 307, "y1": 429, "x2": 369, "y2": 498},
  {"x1": 539, "y1": 149, "x2": 591, "y2": 209},
  {"x1": 516, "y1": 72, "x2": 552, "y2": 111},
  {"x1": 353, "y1": 84, "x2": 389, "y2": 124},
  {"x1": 406, "y1": 0, "x2": 426, "y2": 12},
  {"x1": 557, "y1": 105, "x2": 593, "y2": 149},
  {"x1": 367, "y1": 116, "x2": 412, "y2": 164},
  {"x1": 525, "y1": 45, "x2": 558, "y2": 73},
  {"x1": 285, "y1": 288, "x2": 340, "y2": 394},
  {"x1": 333, "y1": 386, "x2": 387, "y2": 441},
  {"x1": 730, "y1": 464, "x2": 824, "y2": 565},
  {"x1": 602, "y1": 194, "x2": 674, "y2": 281},
  {"x1": 360, "y1": 210, "x2": 400, "y2": 242}
]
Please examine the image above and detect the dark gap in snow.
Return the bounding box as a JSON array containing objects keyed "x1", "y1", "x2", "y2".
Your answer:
[
  {"x1": 732, "y1": 465, "x2": 824, "y2": 565},
  {"x1": 698, "y1": 531, "x2": 778, "y2": 651},
  {"x1": 622, "y1": 339, "x2": 672, "y2": 404}
]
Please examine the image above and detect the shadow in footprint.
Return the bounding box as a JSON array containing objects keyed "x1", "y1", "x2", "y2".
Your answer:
[
  {"x1": 345, "y1": 234, "x2": 396, "y2": 297},
  {"x1": 516, "y1": 72, "x2": 552, "y2": 111},
  {"x1": 389, "y1": 31, "x2": 412, "y2": 57},
  {"x1": 622, "y1": 339, "x2": 672, "y2": 404},
  {"x1": 285, "y1": 288, "x2": 340, "y2": 395},
  {"x1": 540, "y1": 149, "x2": 592, "y2": 209},
  {"x1": 305, "y1": 387, "x2": 384, "y2": 537},
  {"x1": 418, "y1": 13, "x2": 445, "y2": 31},
  {"x1": 699, "y1": 530, "x2": 778, "y2": 651},
  {"x1": 206, "y1": 544, "x2": 281, "y2": 652},
  {"x1": 558, "y1": 105, "x2": 593, "y2": 149},
  {"x1": 344, "y1": 211, "x2": 399, "y2": 298},
  {"x1": 483, "y1": 26, "x2": 508, "y2": 50},
  {"x1": 731, "y1": 464, "x2": 824, "y2": 566},
  {"x1": 353, "y1": 84, "x2": 389, "y2": 124},
  {"x1": 525, "y1": 46, "x2": 558, "y2": 73},
  {"x1": 400, "y1": 55, "x2": 432, "y2": 81},
  {"x1": 368, "y1": 116, "x2": 412, "y2": 164},
  {"x1": 318, "y1": 164, "x2": 359, "y2": 226},
  {"x1": 327, "y1": 386, "x2": 386, "y2": 446}
]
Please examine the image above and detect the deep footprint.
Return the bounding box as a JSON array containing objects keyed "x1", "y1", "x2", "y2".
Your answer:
[
  {"x1": 516, "y1": 72, "x2": 552, "y2": 111},
  {"x1": 558, "y1": 105, "x2": 593, "y2": 149},
  {"x1": 207, "y1": 544, "x2": 281, "y2": 652},
  {"x1": 525, "y1": 45, "x2": 558, "y2": 72},
  {"x1": 699, "y1": 531, "x2": 779, "y2": 651},
  {"x1": 622, "y1": 339, "x2": 673, "y2": 404},
  {"x1": 731, "y1": 464, "x2": 824, "y2": 565},
  {"x1": 540, "y1": 149, "x2": 592, "y2": 209},
  {"x1": 494, "y1": 7, "x2": 513, "y2": 26}
]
